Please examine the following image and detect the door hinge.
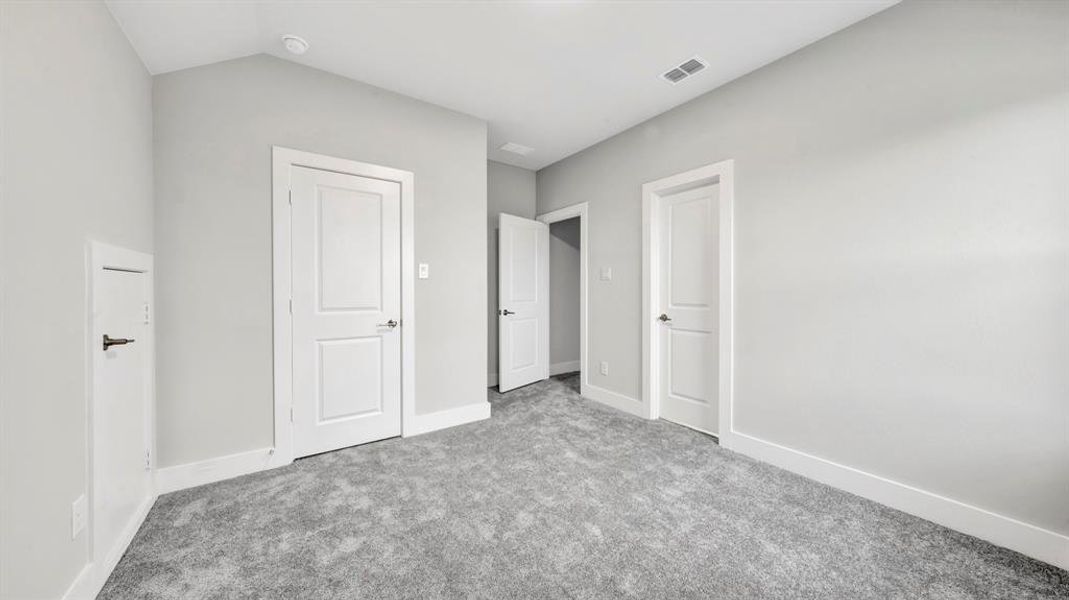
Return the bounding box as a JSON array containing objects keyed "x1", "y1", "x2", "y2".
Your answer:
[
  {"x1": 143, "y1": 303, "x2": 150, "y2": 324},
  {"x1": 144, "y1": 449, "x2": 151, "y2": 471},
  {"x1": 288, "y1": 190, "x2": 292, "y2": 205},
  {"x1": 289, "y1": 299, "x2": 293, "y2": 314},
  {"x1": 289, "y1": 406, "x2": 294, "y2": 422}
]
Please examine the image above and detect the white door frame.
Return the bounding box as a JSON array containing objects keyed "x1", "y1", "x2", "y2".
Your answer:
[
  {"x1": 86, "y1": 240, "x2": 156, "y2": 595},
  {"x1": 272, "y1": 146, "x2": 416, "y2": 466},
  {"x1": 536, "y1": 202, "x2": 589, "y2": 398},
  {"x1": 642, "y1": 160, "x2": 735, "y2": 443}
]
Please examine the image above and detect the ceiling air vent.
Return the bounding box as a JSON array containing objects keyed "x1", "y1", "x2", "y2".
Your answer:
[
  {"x1": 679, "y1": 58, "x2": 706, "y2": 75},
  {"x1": 499, "y1": 142, "x2": 534, "y2": 156},
  {"x1": 662, "y1": 56, "x2": 708, "y2": 85},
  {"x1": 662, "y1": 68, "x2": 688, "y2": 84}
]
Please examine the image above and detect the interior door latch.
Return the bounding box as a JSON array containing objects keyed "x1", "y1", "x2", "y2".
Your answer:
[{"x1": 102, "y1": 334, "x2": 136, "y2": 350}]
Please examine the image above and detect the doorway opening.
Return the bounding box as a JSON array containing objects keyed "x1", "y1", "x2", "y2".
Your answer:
[
  {"x1": 548, "y1": 216, "x2": 581, "y2": 390},
  {"x1": 538, "y1": 202, "x2": 589, "y2": 398},
  {"x1": 494, "y1": 202, "x2": 589, "y2": 395}
]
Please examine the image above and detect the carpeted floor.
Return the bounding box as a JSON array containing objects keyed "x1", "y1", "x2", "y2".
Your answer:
[{"x1": 101, "y1": 373, "x2": 1068, "y2": 599}]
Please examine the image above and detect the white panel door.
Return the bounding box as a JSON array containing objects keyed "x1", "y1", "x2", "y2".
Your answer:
[
  {"x1": 658, "y1": 184, "x2": 719, "y2": 434},
  {"x1": 291, "y1": 165, "x2": 401, "y2": 457},
  {"x1": 93, "y1": 267, "x2": 152, "y2": 567},
  {"x1": 498, "y1": 213, "x2": 549, "y2": 392}
]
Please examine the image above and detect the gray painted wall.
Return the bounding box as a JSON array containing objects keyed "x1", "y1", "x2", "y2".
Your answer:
[
  {"x1": 0, "y1": 2, "x2": 155, "y2": 597},
  {"x1": 487, "y1": 161, "x2": 537, "y2": 384},
  {"x1": 537, "y1": 0, "x2": 1069, "y2": 535},
  {"x1": 549, "y1": 218, "x2": 581, "y2": 370},
  {"x1": 154, "y1": 55, "x2": 487, "y2": 468}
]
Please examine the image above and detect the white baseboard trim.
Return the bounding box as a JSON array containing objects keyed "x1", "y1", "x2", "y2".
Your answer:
[
  {"x1": 582, "y1": 383, "x2": 648, "y2": 419},
  {"x1": 405, "y1": 401, "x2": 492, "y2": 437},
  {"x1": 155, "y1": 447, "x2": 277, "y2": 495},
  {"x1": 550, "y1": 360, "x2": 581, "y2": 376},
  {"x1": 154, "y1": 403, "x2": 492, "y2": 494},
  {"x1": 61, "y1": 493, "x2": 156, "y2": 600},
  {"x1": 725, "y1": 430, "x2": 1069, "y2": 571},
  {"x1": 61, "y1": 563, "x2": 94, "y2": 600},
  {"x1": 487, "y1": 373, "x2": 498, "y2": 388},
  {"x1": 92, "y1": 494, "x2": 155, "y2": 597}
]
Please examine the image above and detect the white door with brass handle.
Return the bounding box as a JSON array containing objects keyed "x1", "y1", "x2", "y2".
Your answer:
[{"x1": 291, "y1": 165, "x2": 402, "y2": 457}]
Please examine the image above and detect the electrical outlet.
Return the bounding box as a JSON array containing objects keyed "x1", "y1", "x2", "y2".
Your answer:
[
  {"x1": 599, "y1": 361, "x2": 609, "y2": 376},
  {"x1": 599, "y1": 267, "x2": 612, "y2": 281},
  {"x1": 418, "y1": 263, "x2": 430, "y2": 279},
  {"x1": 71, "y1": 494, "x2": 87, "y2": 539}
]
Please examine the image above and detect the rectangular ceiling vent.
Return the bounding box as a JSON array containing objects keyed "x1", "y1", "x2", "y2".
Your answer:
[
  {"x1": 499, "y1": 142, "x2": 534, "y2": 156},
  {"x1": 679, "y1": 58, "x2": 706, "y2": 75},
  {"x1": 662, "y1": 56, "x2": 708, "y2": 85},
  {"x1": 662, "y1": 68, "x2": 688, "y2": 84}
]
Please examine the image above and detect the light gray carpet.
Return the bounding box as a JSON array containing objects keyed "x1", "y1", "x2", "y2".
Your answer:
[{"x1": 102, "y1": 374, "x2": 1068, "y2": 599}]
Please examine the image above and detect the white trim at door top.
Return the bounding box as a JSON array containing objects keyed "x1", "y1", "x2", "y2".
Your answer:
[
  {"x1": 271, "y1": 146, "x2": 416, "y2": 468},
  {"x1": 642, "y1": 160, "x2": 735, "y2": 443}
]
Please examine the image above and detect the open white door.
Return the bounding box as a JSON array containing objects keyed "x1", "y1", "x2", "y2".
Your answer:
[
  {"x1": 290, "y1": 165, "x2": 402, "y2": 457},
  {"x1": 498, "y1": 213, "x2": 549, "y2": 392},
  {"x1": 90, "y1": 243, "x2": 155, "y2": 591}
]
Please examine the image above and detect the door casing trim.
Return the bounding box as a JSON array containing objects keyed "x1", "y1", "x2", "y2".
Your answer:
[
  {"x1": 641, "y1": 159, "x2": 735, "y2": 441},
  {"x1": 536, "y1": 202, "x2": 589, "y2": 399},
  {"x1": 271, "y1": 146, "x2": 416, "y2": 467}
]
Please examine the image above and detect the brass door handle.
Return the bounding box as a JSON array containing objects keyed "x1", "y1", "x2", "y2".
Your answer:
[
  {"x1": 378, "y1": 319, "x2": 398, "y2": 329},
  {"x1": 103, "y1": 334, "x2": 136, "y2": 350}
]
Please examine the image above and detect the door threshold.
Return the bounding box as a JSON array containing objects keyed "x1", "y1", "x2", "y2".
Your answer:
[
  {"x1": 295, "y1": 435, "x2": 402, "y2": 461},
  {"x1": 662, "y1": 419, "x2": 719, "y2": 443}
]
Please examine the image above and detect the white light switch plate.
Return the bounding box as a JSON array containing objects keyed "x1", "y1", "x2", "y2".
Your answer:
[
  {"x1": 418, "y1": 263, "x2": 430, "y2": 279},
  {"x1": 599, "y1": 267, "x2": 612, "y2": 281}
]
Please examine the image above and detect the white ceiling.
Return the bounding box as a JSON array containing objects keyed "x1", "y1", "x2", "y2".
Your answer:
[{"x1": 106, "y1": 0, "x2": 897, "y2": 170}]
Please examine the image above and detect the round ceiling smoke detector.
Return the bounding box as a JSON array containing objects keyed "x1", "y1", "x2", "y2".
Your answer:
[{"x1": 281, "y1": 35, "x2": 309, "y2": 55}]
